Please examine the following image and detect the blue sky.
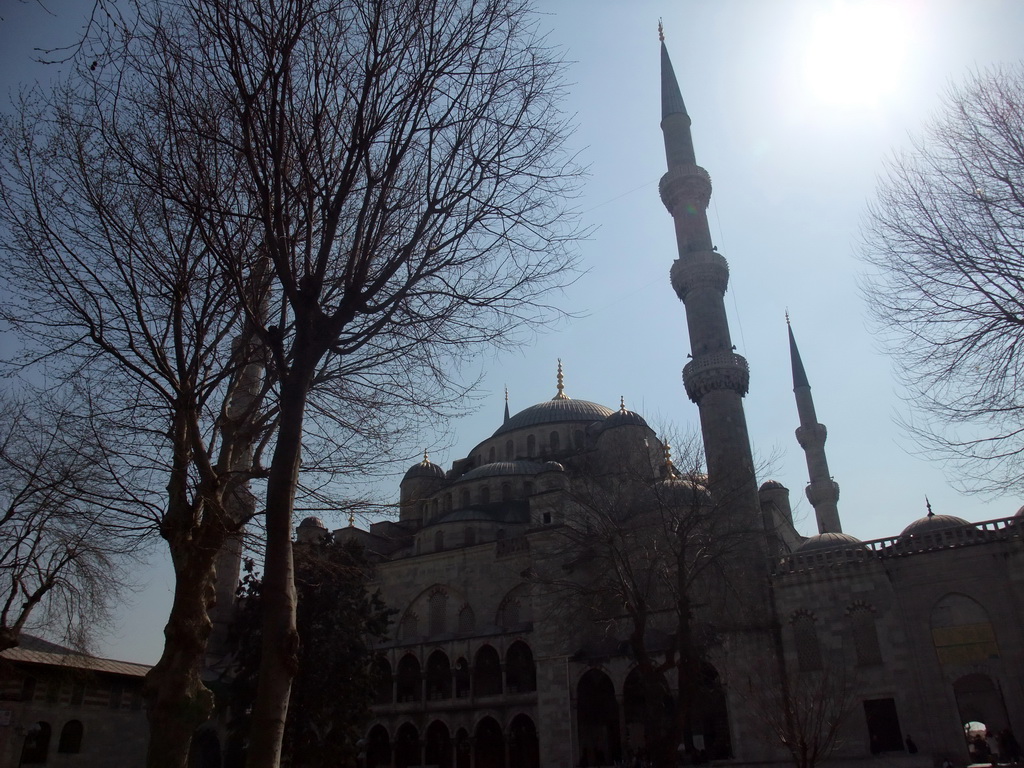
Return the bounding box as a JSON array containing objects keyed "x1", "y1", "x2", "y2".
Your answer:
[{"x1": 3, "y1": 0, "x2": 1024, "y2": 663}]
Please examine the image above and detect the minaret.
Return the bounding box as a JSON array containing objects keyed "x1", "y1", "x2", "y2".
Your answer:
[
  {"x1": 660, "y1": 28, "x2": 762, "y2": 538},
  {"x1": 788, "y1": 319, "x2": 842, "y2": 533}
]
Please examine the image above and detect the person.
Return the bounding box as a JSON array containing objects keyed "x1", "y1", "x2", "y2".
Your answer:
[{"x1": 906, "y1": 735, "x2": 919, "y2": 754}]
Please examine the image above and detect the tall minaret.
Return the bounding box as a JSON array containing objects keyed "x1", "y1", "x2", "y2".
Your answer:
[
  {"x1": 788, "y1": 320, "x2": 843, "y2": 533},
  {"x1": 660, "y1": 28, "x2": 762, "y2": 538}
]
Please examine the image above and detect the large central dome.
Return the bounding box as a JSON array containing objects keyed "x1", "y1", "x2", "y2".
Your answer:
[{"x1": 492, "y1": 398, "x2": 615, "y2": 436}]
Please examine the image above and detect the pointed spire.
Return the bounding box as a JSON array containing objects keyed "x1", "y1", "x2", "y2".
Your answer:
[
  {"x1": 788, "y1": 315, "x2": 811, "y2": 390},
  {"x1": 348, "y1": 512, "x2": 355, "y2": 527},
  {"x1": 553, "y1": 358, "x2": 569, "y2": 400},
  {"x1": 926, "y1": 496, "x2": 934, "y2": 517},
  {"x1": 503, "y1": 385, "x2": 510, "y2": 423},
  {"x1": 620, "y1": 395, "x2": 626, "y2": 413},
  {"x1": 660, "y1": 31, "x2": 689, "y2": 121}
]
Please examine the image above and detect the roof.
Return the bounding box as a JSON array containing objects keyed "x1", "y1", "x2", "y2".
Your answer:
[
  {"x1": 459, "y1": 460, "x2": 547, "y2": 481},
  {"x1": 1, "y1": 635, "x2": 151, "y2": 678},
  {"x1": 492, "y1": 398, "x2": 614, "y2": 437},
  {"x1": 900, "y1": 513, "x2": 973, "y2": 538}
]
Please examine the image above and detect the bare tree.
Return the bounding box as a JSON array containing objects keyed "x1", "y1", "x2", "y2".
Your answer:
[
  {"x1": 861, "y1": 64, "x2": 1024, "y2": 495},
  {"x1": 0, "y1": 389, "x2": 136, "y2": 652},
  {"x1": 753, "y1": 660, "x2": 857, "y2": 768},
  {"x1": 1, "y1": 0, "x2": 581, "y2": 765},
  {"x1": 536, "y1": 429, "x2": 758, "y2": 766}
]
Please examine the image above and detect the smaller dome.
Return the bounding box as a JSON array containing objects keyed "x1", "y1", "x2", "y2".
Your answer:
[
  {"x1": 403, "y1": 452, "x2": 445, "y2": 481},
  {"x1": 600, "y1": 408, "x2": 649, "y2": 431},
  {"x1": 759, "y1": 480, "x2": 788, "y2": 492},
  {"x1": 298, "y1": 516, "x2": 327, "y2": 530},
  {"x1": 459, "y1": 460, "x2": 546, "y2": 481},
  {"x1": 900, "y1": 513, "x2": 972, "y2": 538},
  {"x1": 540, "y1": 461, "x2": 565, "y2": 472},
  {"x1": 796, "y1": 531, "x2": 863, "y2": 552}
]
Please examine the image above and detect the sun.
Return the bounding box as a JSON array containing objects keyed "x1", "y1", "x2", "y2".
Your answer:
[{"x1": 800, "y1": 1, "x2": 911, "y2": 110}]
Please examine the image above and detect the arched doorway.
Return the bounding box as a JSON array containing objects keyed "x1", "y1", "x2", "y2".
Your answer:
[
  {"x1": 506, "y1": 641, "x2": 536, "y2": 693},
  {"x1": 509, "y1": 713, "x2": 540, "y2": 768},
  {"x1": 955, "y1": 674, "x2": 1010, "y2": 761},
  {"x1": 455, "y1": 728, "x2": 472, "y2": 768},
  {"x1": 427, "y1": 650, "x2": 453, "y2": 700},
  {"x1": 425, "y1": 720, "x2": 453, "y2": 768},
  {"x1": 475, "y1": 716, "x2": 505, "y2": 768},
  {"x1": 474, "y1": 645, "x2": 503, "y2": 697},
  {"x1": 366, "y1": 725, "x2": 391, "y2": 768},
  {"x1": 694, "y1": 662, "x2": 732, "y2": 759},
  {"x1": 397, "y1": 654, "x2": 422, "y2": 702},
  {"x1": 577, "y1": 669, "x2": 621, "y2": 766},
  {"x1": 394, "y1": 723, "x2": 420, "y2": 768},
  {"x1": 623, "y1": 666, "x2": 671, "y2": 758}
]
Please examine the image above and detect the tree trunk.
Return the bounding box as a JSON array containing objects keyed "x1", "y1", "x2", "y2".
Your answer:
[
  {"x1": 144, "y1": 541, "x2": 220, "y2": 768},
  {"x1": 245, "y1": 374, "x2": 309, "y2": 768}
]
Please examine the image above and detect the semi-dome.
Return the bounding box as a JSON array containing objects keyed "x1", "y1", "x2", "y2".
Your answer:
[
  {"x1": 900, "y1": 512, "x2": 972, "y2": 538},
  {"x1": 796, "y1": 531, "x2": 863, "y2": 552},
  {"x1": 403, "y1": 451, "x2": 445, "y2": 481},
  {"x1": 759, "y1": 479, "x2": 788, "y2": 492},
  {"x1": 298, "y1": 516, "x2": 327, "y2": 530},
  {"x1": 493, "y1": 398, "x2": 614, "y2": 436},
  {"x1": 600, "y1": 406, "x2": 649, "y2": 431},
  {"x1": 459, "y1": 460, "x2": 546, "y2": 481}
]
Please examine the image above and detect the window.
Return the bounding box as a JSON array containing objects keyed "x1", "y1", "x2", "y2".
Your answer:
[
  {"x1": 848, "y1": 604, "x2": 882, "y2": 666},
  {"x1": 501, "y1": 483, "x2": 512, "y2": 501},
  {"x1": 792, "y1": 613, "x2": 822, "y2": 671},
  {"x1": 527, "y1": 434, "x2": 536, "y2": 457},
  {"x1": 488, "y1": 446, "x2": 495, "y2": 462},
  {"x1": 45, "y1": 679, "x2": 60, "y2": 704},
  {"x1": 524, "y1": 481, "x2": 534, "y2": 496},
  {"x1": 458, "y1": 604, "x2": 476, "y2": 633},
  {"x1": 574, "y1": 430, "x2": 584, "y2": 449},
  {"x1": 70, "y1": 681, "x2": 86, "y2": 706},
  {"x1": 429, "y1": 589, "x2": 448, "y2": 636},
  {"x1": 109, "y1": 681, "x2": 124, "y2": 709},
  {"x1": 479, "y1": 486, "x2": 490, "y2": 505},
  {"x1": 505, "y1": 440, "x2": 514, "y2": 459},
  {"x1": 21, "y1": 677, "x2": 36, "y2": 703},
  {"x1": 396, "y1": 655, "x2": 422, "y2": 703},
  {"x1": 542, "y1": 512, "x2": 552, "y2": 525},
  {"x1": 401, "y1": 611, "x2": 420, "y2": 641},
  {"x1": 499, "y1": 597, "x2": 521, "y2": 628},
  {"x1": 464, "y1": 527, "x2": 476, "y2": 546},
  {"x1": 549, "y1": 431, "x2": 560, "y2": 451},
  {"x1": 58, "y1": 720, "x2": 83, "y2": 754},
  {"x1": 460, "y1": 489, "x2": 470, "y2": 508},
  {"x1": 434, "y1": 530, "x2": 445, "y2": 553}
]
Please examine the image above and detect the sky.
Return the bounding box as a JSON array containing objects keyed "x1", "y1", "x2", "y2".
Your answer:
[{"x1": 2, "y1": 0, "x2": 1024, "y2": 664}]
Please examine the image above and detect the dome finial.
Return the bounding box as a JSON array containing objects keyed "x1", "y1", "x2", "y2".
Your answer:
[
  {"x1": 926, "y1": 495, "x2": 934, "y2": 517},
  {"x1": 658, "y1": 18, "x2": 664, "y2": 43},
  {"x1": 663, "y1": 438, "x2": 676, "y2": 474},
  {"x1": 503, "y1": 385, "x2": 511, "y2": 423},
  {"x1": 620, "y1": 395, "x2": 626, "y2": 413},
  {"x1": 348, "y1": 512, "x2": 355, "y2": 527},
  {"x1": 422, "y1": 449, "x2": 429, "y2": 464},
  {"x1": 785, "y1": 308, "x2": 790, "y2": 326},
  {"x1": 553, "y1": 358, "x2": 569, "y2": 400}
]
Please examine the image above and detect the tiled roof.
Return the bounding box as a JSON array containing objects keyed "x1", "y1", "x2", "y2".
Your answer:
[{"x1": 1, "y1": 635, "x2": 151, "y2": 678}]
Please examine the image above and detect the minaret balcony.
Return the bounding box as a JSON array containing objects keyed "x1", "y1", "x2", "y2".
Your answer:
[
  {"x1": 670, "y1": 251, "x2": 730, "y2": 300},
  {"x1": 659, "y1": 164, "x2": 713, "y2": 215},
  {"x1": 805, "y1": 478, "x2": 840, "y2": 507},
  {"x1": 795, "y1": 423, "x2": 828, "y2": 449},
  {"x1": 683, "y1": 351, "x2": 750, "y2": 402}
]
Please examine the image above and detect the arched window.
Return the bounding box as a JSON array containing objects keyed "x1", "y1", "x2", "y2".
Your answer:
[
  {"x1": 426, "y1": 651, "x2": 452, "y2": 700},
  {"x1": 396, "y1": 655, "x2": 422, "y2": 702},
  {"x1": 577, "y1": 671, "x2": 621, "y2": 766},
  {"x1": 425, "y1": 720, "x2": 453, "y2": 768},
  {"x1": 501, "y1": 483, "x2": 512, "y2": 502},
  {"x1": 509, "y1": 714, "x2": 540, "y2": 768},
  {"x1": 523, "y1": 481, "x2": 534, "y2": 496},
  {"x1": 479, "y1": 486, "x2": 490, "y2": 505},
  {"x1": 574, "y1": 430, "x2": 584, "y2": 449},
  {"x1": 19, "y1": 722, "x2": 51, "y2": 764},
  {"x1": 931, "y1": 593, "x2": 999, "y2": 664},
  {"x1": 429, "y1": 589, "x2": 448, "y2": 636},
  {"x1": 371, "y1": 657, "x2": 393, "y2": 704},
  {"x1": 848, "y1": 604, "x2": 883, "y2": 666},
  {"x1": 475, "y1": 717, "x2": 505, "y2": 768},
  {"x1": 454, "y1": 658, "x2": 471, "y2": 698},
  {"x1": 460, "y1": 489, "x2": 470, "y2": 508},
  {"x1": 505, "y1": 641, "x2": 536, "y2": 693},
  {"x1": 498, "y1": 597, "x2": 521, "y2": 628},
  {"x1": 549, "y1": 431, "x2": 560, "y2": 452},
  {"x1": 434, "y1": 529, "x2": 445, "y2": 553},
  {"x1": 488, "y1": 446, "x2": 495, "y2": 462},
  {"x1": 505, "y1": 440, "x2": 514, "y2": 459},
  {"x1": 792, "y1": 612, "x2": 823, "y2": 671},
  {"x1": 58, "y1": 720, "x2": 83, "y2": 754},
  {"x1": 473, "y1": 645, "x2": 503, "y2": 697},
  {"x1": 445, "y1": 494, "x2": 452, "y2": 512},
  {"x1": 400, "y1": 611, "x2": 420, "y2": 641},
  {"x1": 458, "y1": 604, "x2": 476, "y2": 634},
  {"x1": 527, "y1": 434, "x2": 536, "y2": 457},
  {"x1": 464, "y1": 527, "x2": 476, "y2": 546}
]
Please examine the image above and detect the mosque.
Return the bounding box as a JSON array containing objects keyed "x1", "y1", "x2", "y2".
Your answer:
[{"x1": 295, "y1": 35, "x2": 1024, "y2": 768}]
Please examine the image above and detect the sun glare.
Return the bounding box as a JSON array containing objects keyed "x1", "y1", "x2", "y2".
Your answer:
[{"x1": 801, "y1": 1, "x2": 911, "y2": 110}]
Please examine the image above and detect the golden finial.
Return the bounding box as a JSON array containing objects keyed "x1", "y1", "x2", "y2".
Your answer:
[
  {"x1": 422, "y1": 449, "x2": 430, "y2": 464},
  {"x1": 348, "y1": 512, "x2": 355, "y2": 527},
  {"x1": 785, "y1": 308, "x2": 790, "y2": 326},
  {"x1": 505, "y1": 385, "x2": 509, "y2": 403},
  {"x1": 554, "y1": 358, "x2": 568, "y2": 400},
  {"x1": 663, "y1": 438, "x2": 675, "y2": 472},
  {"x1": 620, "y1": 395, "x2": 626, "y2": 413},
  {"x1": 658, "y1": 18, "x2": 664, "y2": 43}
]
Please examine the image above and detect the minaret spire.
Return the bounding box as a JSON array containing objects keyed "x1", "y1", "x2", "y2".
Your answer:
[
  {"x1": 503, "y1": 385, "x2": 510, "y2": 424},
  {"x1": 660, "y1": 38, "x2": 762, "y2": 548},
  {"x1": 788, "y1": 319, "x2": 843, "y2": 534}
]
